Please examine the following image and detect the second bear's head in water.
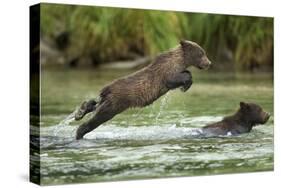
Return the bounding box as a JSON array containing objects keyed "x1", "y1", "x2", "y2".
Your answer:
[{"x1": 238, "y1": 102, "x2": 270, "y2": 125}]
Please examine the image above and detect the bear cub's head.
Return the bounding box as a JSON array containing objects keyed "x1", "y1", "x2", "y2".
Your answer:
[
  {"x1": 239, "y1": 102, "x2": 270, "y2": 125},
  {"x1": 180, "y1": 40, "x2": 211, "y2": 70}
]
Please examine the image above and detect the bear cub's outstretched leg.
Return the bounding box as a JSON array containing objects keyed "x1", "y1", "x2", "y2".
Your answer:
[
  {"x1": 166, "y1": 70, "x2": 192, "y2": 92},
  {"x1": 75, "y1": 99, "x2": 97, "y2": 121},
  {"x1": 76, "y1": 101, "x2": 121, "y2": 140}
]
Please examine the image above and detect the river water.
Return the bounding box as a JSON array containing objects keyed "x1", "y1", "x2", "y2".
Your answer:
[{"x1": 35, "y1": 68, "x2": 273, "y2": 185}]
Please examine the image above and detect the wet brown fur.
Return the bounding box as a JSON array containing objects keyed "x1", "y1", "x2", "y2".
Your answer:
[
  {"x1": 75, "y1": 41, "x2": 211, "y2": 139},
  {"x1": 99, "y1": 46, "x2": 185, "y2": 110},
  {"x1": 202, "y1": 102, "x2": 270, "y2": 136}
]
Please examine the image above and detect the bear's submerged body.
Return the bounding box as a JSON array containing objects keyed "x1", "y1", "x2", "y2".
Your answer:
[{"x1": 200, "y1": 102, "x2": 270, "y2": 136}]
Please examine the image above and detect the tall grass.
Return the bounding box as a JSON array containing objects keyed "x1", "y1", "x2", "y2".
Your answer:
[
  {"x1": 186, "y1": 14, "x2": 273, "y2": 69},
  {"x1": 41, "y1": 3, "x2": 273, "y2": 70}
]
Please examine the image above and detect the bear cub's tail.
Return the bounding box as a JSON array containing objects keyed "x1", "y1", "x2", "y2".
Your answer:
[{"x1": 74, "y1": 99, "x2": 97, "y2": 121}]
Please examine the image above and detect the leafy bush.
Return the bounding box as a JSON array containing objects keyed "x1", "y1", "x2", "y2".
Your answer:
[{"x1": 41, "y1": 3, "x2": 273, "y2": 70}]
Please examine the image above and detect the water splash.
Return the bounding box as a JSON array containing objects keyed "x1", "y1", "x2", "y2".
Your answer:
[
  {"x1": 155, "y1": 93, "x2": 170, "y2": 125},
  {"x1": 54, "y1": 109, "x2": 77, "y2": 137}
]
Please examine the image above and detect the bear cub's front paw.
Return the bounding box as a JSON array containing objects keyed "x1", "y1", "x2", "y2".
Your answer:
[
  {"x1": 181, "y1": 80, "x2": 192, "y2": 92},
  {"x1": 180, "y1": 70, "x2": 192, "y2": 92}
]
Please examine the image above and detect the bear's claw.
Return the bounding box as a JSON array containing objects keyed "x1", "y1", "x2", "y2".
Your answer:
[
  {"x1": 74, "y1": 100, "x2": 97, "y2": 121},
  {"x1": 181, "y1": 80, "x2": 192, "y2": 92},
  {"x1": 74, "y1": 102, "x2": 88, "y2": 120}
]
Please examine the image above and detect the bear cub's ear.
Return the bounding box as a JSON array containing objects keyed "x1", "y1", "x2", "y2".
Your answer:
[
  {"x1": 240, "y1": 102, "x2": 249, "y2": 109},
  {"x1": 180, "y1": 40, "x2": 196, "y2": 50},
  {"x1": 180, "y1": 39, "x2": 187, "y2": 46},
  {"x1": 180, "y1": 40, "x2": 191, "y2": 47}
]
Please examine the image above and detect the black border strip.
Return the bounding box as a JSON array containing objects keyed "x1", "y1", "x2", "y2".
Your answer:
[{"x1": 29, "y1": 3, "x2": 41, "y2": 185}]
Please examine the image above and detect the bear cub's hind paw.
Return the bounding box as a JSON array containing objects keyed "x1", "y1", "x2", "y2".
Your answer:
[{"x1": 74, "y1": 99, "x2": 97, "y2": 121}]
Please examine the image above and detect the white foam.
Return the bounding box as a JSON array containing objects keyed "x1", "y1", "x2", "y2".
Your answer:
[
  {"x1": 42, "y1": 115, "x2": 225, "y2": 142},
  {"x1": 227, "y1": 131, "x2": 232, "y2": 136},
  {"x1": 53, "y1": 109, "x2": 77, "y2": 137}
]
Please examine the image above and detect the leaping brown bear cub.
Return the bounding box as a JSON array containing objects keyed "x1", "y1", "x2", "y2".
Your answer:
[{"x1": 74, "y1": 40, "x2": 211, "y2": 140}]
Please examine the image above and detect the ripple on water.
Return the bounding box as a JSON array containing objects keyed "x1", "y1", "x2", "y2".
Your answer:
[
  {"x1": 38, "y1": 70, "x2": 273, "y2": 185},
  {"x1": 37, "y1": 115, "x2": 273, "y2": 185}
]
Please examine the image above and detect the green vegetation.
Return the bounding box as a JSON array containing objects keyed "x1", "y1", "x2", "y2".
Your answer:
[
  {"x1": 186, "y1": 14, "x2": 273, "y2": 69},
  {"x1": 41, "y1": 3, "x2": 273, "y2": 71}
]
